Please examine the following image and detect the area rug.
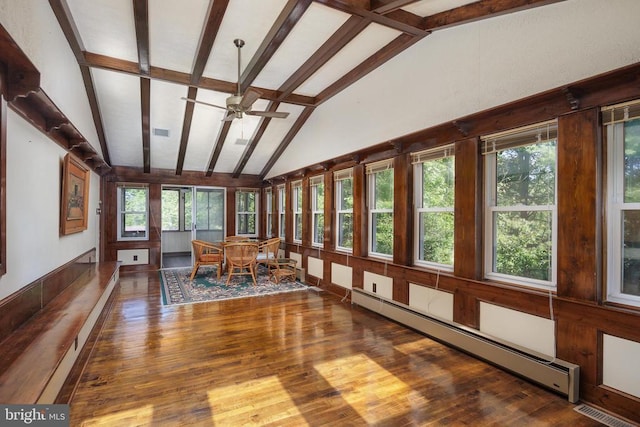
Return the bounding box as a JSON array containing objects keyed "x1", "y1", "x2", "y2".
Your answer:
[{"x1": 159, "y1": 265, "x2": 308, "y2": 306}]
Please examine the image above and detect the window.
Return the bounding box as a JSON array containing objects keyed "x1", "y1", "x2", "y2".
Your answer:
[
  {"x1": 265, "y1": 188, "x2": 273, "y2": 238},
  {"x1": 236, "y1": 189, "x2": 258, "y2": 236},
  {"x1": 310, "y1": 176, "x2": 324, "y2": 247},
  {"x1": 292, "y1": 181, "x2": 302, "y2": 242},
  {"x1": 196, "y1": 189, "x2": 223, "y2": 233},
  {"x1": 117, "y1": 185, "x2": 149, "y2": 240},
  {"x1": 162, "y1": 187, "x2": 192, "y2": 231},
  {"x1": 367, "y1": 159, "x2": 394, "y2": 258},
  {"x1": 482, "y1": 121, "x2": 557, "y2": 289},
  {"x1": 278, "y1": 185, "x2": 286, "y2": 239},
  {"x1": 413, "y1": 145, "x2": 455, "y2": 269},
  {"x1": 335, "y1": 169, "x2": 353, "y2": 251},
  {"x1": 604, "y1": 100, "x2": 640, "y2": 306}
]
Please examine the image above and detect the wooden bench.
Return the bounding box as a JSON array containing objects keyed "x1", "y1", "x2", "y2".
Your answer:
[{"x1": 0, "y1": 251, "x2": 119, "y2": 404}]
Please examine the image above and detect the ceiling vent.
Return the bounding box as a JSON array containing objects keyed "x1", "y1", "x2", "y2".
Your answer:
[
  {"x1": 153, "y1": 128, "x2": 170, "y2": 137},
  {"x1": 234, "y1": 138, "x2": 249, "y2": 146}
]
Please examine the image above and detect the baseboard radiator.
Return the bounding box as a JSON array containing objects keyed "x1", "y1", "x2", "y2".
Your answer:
[{"x1": 352, "y1": 288, "x2": 579, "y2": 403}]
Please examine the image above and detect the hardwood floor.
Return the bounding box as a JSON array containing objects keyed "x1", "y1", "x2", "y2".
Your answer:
[{"x1": 65, "y1": 271, "x2": 601, "y2": 426}]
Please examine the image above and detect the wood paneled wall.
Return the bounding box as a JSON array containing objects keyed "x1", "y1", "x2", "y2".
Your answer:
[{"x1": 101, "y1": 64, "x2": 640, "y2": 422}]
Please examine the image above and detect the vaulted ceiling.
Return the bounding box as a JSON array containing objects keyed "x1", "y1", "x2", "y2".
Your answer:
[{"x1": 48, "y1": 0, "x2": 563, "y2": 180}]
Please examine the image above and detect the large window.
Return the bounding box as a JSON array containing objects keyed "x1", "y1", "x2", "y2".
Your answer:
[
  {"x1": 604, "y1": 100, "x2": 640, "y2": 306},
  {"x1": 335, "y1": 169, "x2": 353, "y2": 251},
  {"x1": 310, "y1": 175, "x2": 324, "y2": 247},
  {"x1": 482, "y1": 121, "x2": 557, "y2": 289},
  {"x1": 292, "y1": 181, "x2": 302, "y2": 242},
  {"x1": 117, "y1": 185, "x2": 149, "y2": 240},
  {"x1": 196, "y1": 189, "x2": 224, "y2": 232},
  {"x1": 278, "y1": 185, "x2": 286, "y2": 239},
  {"x1": 413, "y1": 145, "x2": 455, "y2": 269},
  {"x1": 236, "y1": 189, "x2": 258, "y2": 236},
  {"x1": 161, "y1": 187, "x2": 192, "y2": 231},
  {"x1": 265, "y1": 188, "x2": 273, "y2": 238},
  {"x1": 367, "y1": 159, "x2": 394, "y2": 258}
]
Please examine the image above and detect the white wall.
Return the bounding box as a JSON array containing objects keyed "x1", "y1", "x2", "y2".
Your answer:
[
  {"x1": 0, "y1": 0, "x2": 102, "y2": 157},
  {"x1": 267, "y1": 0, "x2": 640, "y2": 178},
  {"x1": 0, "y1": 109, "x2": 100, "y2": 301}
]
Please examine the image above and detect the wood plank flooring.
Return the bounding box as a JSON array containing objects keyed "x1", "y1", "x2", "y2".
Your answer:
[{"x1": 65, "y1": 271, "x2": 601, "y2": 426}]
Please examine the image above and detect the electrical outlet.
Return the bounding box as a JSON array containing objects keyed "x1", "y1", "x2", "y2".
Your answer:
[
  {"x1": 133, "y1": 255, "x2": 138, "y2": 261},
  {"x1": 373, "y1": 282, "x2": 377, "y2": 293}
]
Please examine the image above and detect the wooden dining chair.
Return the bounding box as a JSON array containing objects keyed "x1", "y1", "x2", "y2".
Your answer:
[
  {"x1": 224, "y1": 235, "x2": 250, "y2": 243},
  {"x1": 224, "y1": 242, "x2": 259, "y2": 286},
  {"x1": 256, "y1": 237, "x2": 280, "y2": 267},
  {"x1": 190, "y1": 240, "x2": 224, "y2": 281}
]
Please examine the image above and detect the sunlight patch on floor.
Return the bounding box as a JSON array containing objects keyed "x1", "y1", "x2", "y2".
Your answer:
[
  {"x1": 207, "y1": 375, "x2": 306, "y2": 425},
  {"x1": 80, "y1": 404, "x2": 154, "y2": 426},
  {"x1": 314, "y1": 353, "x2": 411, "y2": 424}
]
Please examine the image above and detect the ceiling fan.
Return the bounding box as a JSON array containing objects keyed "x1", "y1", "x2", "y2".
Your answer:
[{"x1": 182, "y1": 39, "x2": 289, "y2": 122}]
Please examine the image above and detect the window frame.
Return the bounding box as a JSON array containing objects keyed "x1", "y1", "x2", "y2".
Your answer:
[
  {"x1": 235, "y1": 189, "x2": 259, "y2": 237},
  {"x1": 335, "y1": 168, "x2": 353, "y2": 253},
  {"x1": 310, "y1": 175, "x2": 324, "y2": 247},
  {"x1": 117, "y1": 185, "x2": 149, "y2": 241},
  {"x1": 278, "y1": 185, "x2": 286, "y2": 239},
  {"x1": 482, "y1": 121, "x2": 558, "y2": 290},
  {"x1": 265, "y1": 188, "x2": 273, "y2": 238},
  {"x1": 292, "y1": 180, "x2": 302, "y2": 243},
  {"x1": 413, "y1": 145, "x2": 455, "y2": 270},
  {"x1": 604, "y1": 100, "x2": 640, "y2": 306},
  {"x1": 367, "y1": 160, "x2": 394, "y2": 259}
]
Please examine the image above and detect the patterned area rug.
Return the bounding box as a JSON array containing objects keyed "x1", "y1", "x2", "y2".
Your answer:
[{"x1": 159, "y1": 265, "x2": 308, "y2": 306}]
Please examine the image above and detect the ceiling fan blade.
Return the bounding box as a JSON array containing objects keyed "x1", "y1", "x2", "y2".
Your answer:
[
  {"x1": 181, "y1": 97, "x2": 227, "y2": 111},
  {"x1": 239, "y1": 88, "x2": 262, "y2": 110},
  {"x1": 246, "y1": 110, "x2": 290, "y2": 119}
]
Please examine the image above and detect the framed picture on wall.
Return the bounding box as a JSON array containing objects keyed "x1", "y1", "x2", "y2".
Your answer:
[{"x1": 60, "y1": 153, "x2": 89, "y2": 235}]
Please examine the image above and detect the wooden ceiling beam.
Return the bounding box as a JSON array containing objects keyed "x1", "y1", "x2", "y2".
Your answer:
[
  {"x1": 132, "y1": 0, "x2": 150, "y2": 75},
  {"x1": 422, "y1": 0, "x2": 567, "y2": 31},
  {"x1": 370, "y1": 0, "x2": 420, "y2": 14},
  {"x1": 206, "y1": 120, "x2": 233, "y2": 176},
  {"x1": 260, "y1": 106, "x2": 315, "y2": 179},
  {"x1": 232, "y1": 102, "x2": 281, "y2": 178},
  {"x1": 140, "y1": 77, "x2": 151, "y2": 173},
  {"x1": 240, "y1": 0, "x2": 313, "y2": 94},
  {"x1": 313, "y1": 0, "x2": 426, "y2": 36},
  {"x1": 175, "y1": 86, "x2": 197, "y2": 175},
  {"x1": 48, "y1": 0, "x2": 111, "y2": 165},
  {"x1": 277, "y1": 15, "x2": 370, "y2": 99},
  {"x1": 316, "y1": 32, "x2": 426, "y2": 104},
  {"x1": 83, "y1": 52, "x2": 317, "y2": 106},
  {"x1": 191, "y1": 0, "x2": 228, "y2": 85}
]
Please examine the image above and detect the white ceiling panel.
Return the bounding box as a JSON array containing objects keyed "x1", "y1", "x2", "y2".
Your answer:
[
  {"x1": 202, "y1": 0, "x2": 289, "y2": 85},
  {"x1": 402, "y1": 0, "x2": 477, "y2": 17},
  {"x1": 91, "y1": 68, "x2": 142, "y2": 167},
  {"x1": 242, "y1": 103, "x2": 306, "y2": 175},
  {"x1": 150, "y1": 80, "x2": 188, "y2": 170},
  {"x1": 252, "y1": 3, "x2": 350, "y2": 90},
  {"x1": 213, "y1": 99, "x2": 270, "y2": 173},
  {"x1": 296, "y1": 23, "x2": 401, "y2": 96},
  {"x1": 182, "y1": 89, "x2": 232, "y2": 172},
  {"x1": 66, "y1": 0, "x2": 138, "y2": 62},
  {"x1": 149, "y1": 0, "x2": 210, "y2": 73}
]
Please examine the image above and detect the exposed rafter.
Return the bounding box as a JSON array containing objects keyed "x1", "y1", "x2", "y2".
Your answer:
[
  {"x1": 175, "y1": 86, "x2": 198, "y2": 175},
  {"x1": 48, "y1": 0, "x2": 111, "y2": 165},
  {"x1": 232, "y1": 101, "x2": 281, "y2": 178},
  {"x1": 140, "y1": 77, "x2": 150, "y2": 173},
  {"x1": 239, "y1": 0, "x2": 313, "y2": 94},
  {"x1": 190, "y1": 0, "x2": 228, "y2": 86},
  {"x1": 132, "y1": 0, "x2": 150, "y2": 76}
]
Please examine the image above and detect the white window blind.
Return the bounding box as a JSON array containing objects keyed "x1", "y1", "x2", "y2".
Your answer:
[
  {"x1": 481, "y1": 120, "x2": 557, "y2": 155},
  {"x1": 309, "y1": 175, "x2": 324, "y2": 186},
  {"x1": 334, "y1": 168, "x2": 353, "y2": 181},
  {"x1": 411, "y1": 144, "x2": 455, "y2": 164},
  {"x1": 365, "y1": 158, "x2": 393, "y2": 174},
  {"x1": 602, "y1": 99, "x2": 640, "y2": 125}
]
